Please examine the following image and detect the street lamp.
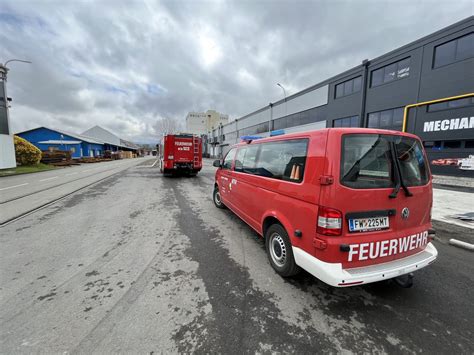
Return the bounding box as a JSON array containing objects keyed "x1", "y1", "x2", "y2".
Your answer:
[
  {"x1": 3, "y1": 59, "x2": 32, "y2": 67},
  {"x1": 277, "y1": 83, "x2": 287, "y2": 115}
]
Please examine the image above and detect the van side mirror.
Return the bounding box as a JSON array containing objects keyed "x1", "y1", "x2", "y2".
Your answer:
[{"x1": 213, "y1": 159, "x2": 222, "y2": 168}]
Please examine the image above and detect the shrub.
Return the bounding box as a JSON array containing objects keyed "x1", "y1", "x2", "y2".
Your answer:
[{"x1": 14, "y1": 135, "x2": 42, "y2": 166}]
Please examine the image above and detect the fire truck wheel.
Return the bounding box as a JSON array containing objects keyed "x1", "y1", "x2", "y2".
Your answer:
[
  {"x1": 265, "y1": 224, "x2": 300, "y2": 277},
  {"x1": 213, "y1": 186, "x2": 226, "y2": 209}
]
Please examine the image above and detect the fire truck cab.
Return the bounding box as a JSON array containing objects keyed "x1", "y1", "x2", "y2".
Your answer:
[
  {"x1": 160, "y1": 134, "x2": 202, "y2": 176},
  {"x1": 212, "y1": 128, "x2": 438, "y2": 287}
]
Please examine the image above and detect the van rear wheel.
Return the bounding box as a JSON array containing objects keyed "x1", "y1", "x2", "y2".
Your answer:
[
  {"x1": 213, "y1": 186, "x2": 225, "y2": 209},
  {"x1": 265, "y1": 224, "x2": 300, "y2": 277}
]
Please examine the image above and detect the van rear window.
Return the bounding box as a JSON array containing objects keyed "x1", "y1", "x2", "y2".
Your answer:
[
  {"x1": 341, "y1": 134, "x2": 428, "y2": 189},
  {"x1": 395, "y1": 136, "x2": 429, "y2": 186},
  {"x1": 341, "y1": 135, "x2": 393, "y2": 188}
]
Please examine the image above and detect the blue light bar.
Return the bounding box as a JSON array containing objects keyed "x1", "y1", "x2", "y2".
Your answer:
[
  {"x1": 270, "y1": 129, "x2": 285, "y2": 136},
  {"x1": 240, "y1": 135, "x2": 263, "y2": 142}
]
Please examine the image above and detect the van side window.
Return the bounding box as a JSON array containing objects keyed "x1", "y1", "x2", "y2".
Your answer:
[
  {"x1": 242, "y1": 145, "x2": 260, "y2": 174},
  {"x1": 222, "y1": 148, "x2": 236, "y2": 170},
  {"x1": 234, "y1": 148, "x2": 246, "y2": 172},
  {"x1": 257, "y1": 139, "x2": 308, "y2": 182}
]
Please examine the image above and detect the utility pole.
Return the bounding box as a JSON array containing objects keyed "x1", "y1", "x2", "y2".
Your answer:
[
  {"x1": 0, "y1": 59, "x2": 31, "y2": 169},
  {"x1": 0, "y1": 63, "x2": 15, "y2": 169}
]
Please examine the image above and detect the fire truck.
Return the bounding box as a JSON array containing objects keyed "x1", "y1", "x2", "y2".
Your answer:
[{"x1": 159, "y1": 134, "x2": 202, "y2": 176}]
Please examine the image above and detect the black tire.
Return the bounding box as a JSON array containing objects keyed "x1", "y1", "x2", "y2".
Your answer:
[
  {"x1": 265, "y1": 224, "x2": 300, "y2": 277},
  {"x1": 213, "y1": 186, "x2": 226, "y2": 209},
  {"x1": 163, "y1": 169, "x2": 173, "y2": 177}
]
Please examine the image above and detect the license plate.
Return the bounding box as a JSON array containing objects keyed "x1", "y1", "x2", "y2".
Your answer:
[{"x1": 349, "y1": 216, "x2": 389, "y2": 232}]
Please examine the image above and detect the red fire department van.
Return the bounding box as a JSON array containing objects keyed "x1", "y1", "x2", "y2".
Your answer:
[
  {"x1": 212, "y1": 128, "x2": 438, "y2": 287},
  {"x1": 160, "y1": 134, "x2": 202, "y2": 176}
]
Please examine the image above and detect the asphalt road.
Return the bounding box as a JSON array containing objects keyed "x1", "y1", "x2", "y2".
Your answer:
[
  {"x1": 0, "y1": 160, "x2": 472, "y2": 353},
  {"x1": 0, "y1": 158, "x2": 149, "y2": 225}
]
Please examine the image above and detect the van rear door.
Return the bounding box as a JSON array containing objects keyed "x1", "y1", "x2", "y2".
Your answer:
[
  {"x1": 391, "y1": 134, "x2": 432, "y2": 237},
  {"x1": 319, "y1": 131, "x2": 431, "y2": 268}
]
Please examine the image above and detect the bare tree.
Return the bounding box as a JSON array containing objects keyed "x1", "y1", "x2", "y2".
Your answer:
[{"x1": 153, "y1": 117, "x2": 182, "y2": 138}]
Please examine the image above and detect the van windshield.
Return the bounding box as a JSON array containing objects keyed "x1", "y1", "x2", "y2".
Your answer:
[{"x1": 341, "y1": 134, "x2": 429, "y2": 189}]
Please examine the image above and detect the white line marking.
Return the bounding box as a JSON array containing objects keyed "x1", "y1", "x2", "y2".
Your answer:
[
  {"x1": 0, "y1": 183, "x2": 29, "y2": 191},
  {"x1": 65, "y1": 172, "x2": 78, "y2": 176},
  {"x1": 82, "y1": 169, "x2": 91, "y2": 173},
  {"x1": 39, "y1": 176, "x2": 59, "y2": 182},
  {"x1": 151, "y1": 159, "x2": 159, "y2": 167}
]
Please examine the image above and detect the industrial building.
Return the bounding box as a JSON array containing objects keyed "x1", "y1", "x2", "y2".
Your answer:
[
  {"x1": 82, "y1": 125, "x2": 139, "y2": 152},
  {"x1": 208, "y1": 16, "x2": 474, "y2": 176},
  {"x1": 186, "y1": 109, "x2": 229, "y2": 135},
  {"x1": 16, "y1": 126, "x2": 138, "y2": 158}
]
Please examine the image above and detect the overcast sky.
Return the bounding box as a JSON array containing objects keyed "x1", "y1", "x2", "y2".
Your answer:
[{"x1": 1, "y1": 0, "x2": 472, "y2": 143}]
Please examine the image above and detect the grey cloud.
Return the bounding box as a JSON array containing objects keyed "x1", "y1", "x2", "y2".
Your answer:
[{"x1": 0, "y1": 0, "x2": 472, "y2": 143}]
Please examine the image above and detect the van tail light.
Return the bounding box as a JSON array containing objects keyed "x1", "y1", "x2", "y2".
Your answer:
[{"x1": 317, "y1": 206, "x2": 342, "y2": 236}]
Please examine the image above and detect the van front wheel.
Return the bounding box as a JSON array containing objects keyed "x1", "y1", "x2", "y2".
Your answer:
[
  {"x1": 213, "y1": 186, "x2": 225, "y2": 209},
  {"x1": 265, "y1": 224, "x2": 300, "y2": 277}
]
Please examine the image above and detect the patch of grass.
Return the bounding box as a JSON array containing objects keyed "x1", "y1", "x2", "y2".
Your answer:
[{"x1": 0, "y1": 163, "x2": 56, "y2": 177}]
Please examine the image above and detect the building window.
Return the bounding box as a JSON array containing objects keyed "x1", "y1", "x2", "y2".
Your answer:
[
  {"x1": 238, "y1": 121, "x2": 269, "y2": 137},
  {"x1": 371, "y1": 57, "x2": 411, "y2": 87},
  {"x1": 224, "y1": 131, "x2": 237, "y2": 142},
  {"x1": 427, "y1": 97, "x2": 474, "y2": 112},
  {"x1": 367, "y1": 107, "x2": 404, "y2": 131},
  {"x1": 423, "y1": 141, "x2": 443, "y2": 150},
  {"x1": 465, "y1": 140, "x2": 474, "y2": 149},
  {"x1": 443, "y1": 140, "x2": 462, "y2": 149},
  {"x1": 333, "y1": 115, "x2": 359, "y2": 128},
  {"x1": 433, "y1": 33, "x2": 474, "y2": 68},
  {"x1": 273, "y1": 106, "x2": 326, "y2": 131},
  {"x1": 335, "y1": 76, "x2": 362, "y2": 98}
]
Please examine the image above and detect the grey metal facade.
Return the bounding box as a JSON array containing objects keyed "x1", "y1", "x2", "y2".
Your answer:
[{"x1": 209, "y1": 16, "x2": 474, "y2": 176}]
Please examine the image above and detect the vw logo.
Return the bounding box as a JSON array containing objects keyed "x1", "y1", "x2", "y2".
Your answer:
[{"x1": 401, "y1": 207, "x2": 410, "y2": 219}]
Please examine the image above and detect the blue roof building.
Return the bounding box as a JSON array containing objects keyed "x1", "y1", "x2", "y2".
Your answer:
[{"x1": 15, "y1": 126, "x2": 137, "y2": 158}]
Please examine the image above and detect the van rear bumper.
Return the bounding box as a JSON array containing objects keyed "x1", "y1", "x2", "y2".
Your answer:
[{"x1": 292, "y1": 243, "x2": 438, "y2": 287}]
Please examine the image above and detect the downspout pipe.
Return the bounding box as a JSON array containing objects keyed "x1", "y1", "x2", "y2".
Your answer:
[{"x1": 359, "y1": 59, "x2": 370, "y2": 127}]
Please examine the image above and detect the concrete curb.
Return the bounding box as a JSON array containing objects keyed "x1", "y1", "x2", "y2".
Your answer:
[{"x1": 449, "y1": 239, "x2": 474, "y2": 251}]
